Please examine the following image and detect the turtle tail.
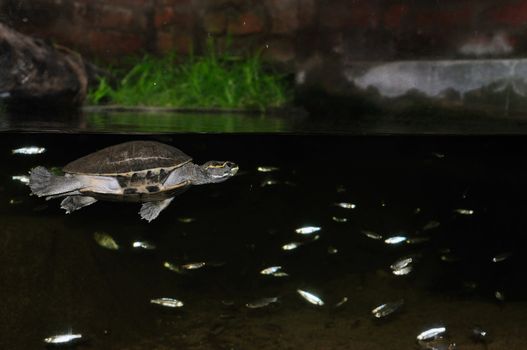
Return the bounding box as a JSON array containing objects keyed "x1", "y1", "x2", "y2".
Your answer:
[{"x1": 29, "y1": 166, "x2": 82, "y2": 197}]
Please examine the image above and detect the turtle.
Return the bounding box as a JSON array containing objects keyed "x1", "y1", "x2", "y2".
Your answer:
[{"x1": 28, "y1": 141, "x2": 238, "y2": 222}]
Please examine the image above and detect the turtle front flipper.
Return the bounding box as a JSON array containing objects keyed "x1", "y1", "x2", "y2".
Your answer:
[
  {"x1": 61, "y1": 196, "x2": 98, "y2": 214},
  {"x1": 139, "y1": 198, "x2": 174, "y2": 222},
  {"x1": 29, "y1": 166, "x2": 83, "y2": 197}
]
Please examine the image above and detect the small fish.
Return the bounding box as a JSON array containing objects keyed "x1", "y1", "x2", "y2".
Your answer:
[
  {"x1": 12, "y1": 175, "x2": 29, "y2": 184},
  {"x1": 433, "y1": 152, "x2": 446, "y2": 159},
  {"x1": 246, "y1": 297, "x2": 278, "y2": 309},
  {"x1": 257, "y1": 166, "x2": 279, "y2": 173},
  {"x1": 392, "y1": 265, "x2": 413, "y2": 276},
  {"x1": 362, "y1": 230, "x2": 383, "y2": 240},
  {"x1": 327, "y1": 246, "x2": 338, "y2": 254},
  {"x1": 150, "y1": 297, "x2": 184, "y2": 308},
  {"x1": 12, "y1": 146, "x2": 46, "y2": 155},
  {"x1": 492, "y1": 252, "x2": 512, "y2": 263},
  {"x1": 44, "y1": 334, "x2": 82, "y2": 345},
  {"x1": 163, "y1": 261, "x2": 183, "y2": 273},
  {"x1": 406, "y1": 236, "x2": 431, "y2": 244},
  {"x1": 295, "y1": 226, "x2": 321, "y2": 235},
  {"x1": 178, "y1": 217, "x2": 196, "y2": 223},
  {"x1": 371, "y1": 299, "x2": 404, "y2": 318},
  {"x1": 271, "y1": 271, "x2": 289, "y2": 277},
  {"x1": 417, "y1": 327, "x2": 447, "y2": 341},
  {"x1": 384, "y1": 236, "x2": 407, "y2": 245},
  {"x1": 297, "y1": 289, "x2": 324, "y2": 306},
  {"x1": 93, "y1": 232, "x2": 119, "y2": 250},
  {"x1": 132, "y1": 241, "x2": 156, "y2": 250},
  {"x1": 471, "y1": 325, "x2": 489, "y2": 343},
  {"x1": 335, "y1": 297, "x2": 348, "y2": 308},
  {"x1": 282, "y1": 242, "x2": 302, "y2": 251},
  {"x1": 334, "y1": 202, "x2": 356, "y2": 209},
  {"x1": 260, "y1": 266, "x2": 282, "y2": 275},
  {"x1": 332, "y1": 216, "x2": 348, "y2": 223},
  {"x1": 391, "y1": 257, "x2": 413, "y2": 270},
  {"x1": 454, "y1": 208, "x2": 474, "y2": 215},
  {"x1": 181, "y1": 262, "x2": 206, "y2": 270},
  {"x1": 260, "y1": 179, "x2": 280, "y2": 187},
  {"x1": 422, "y1": 220, "x2": 440, "y2": 231},
  {"x1": 495, "y1": 290, "x2": 505, "y2": 301}
]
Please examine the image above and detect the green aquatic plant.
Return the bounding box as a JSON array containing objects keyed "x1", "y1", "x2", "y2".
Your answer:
[{"x1": 88, "y1": 48, "x2": 292, "y2": 110}]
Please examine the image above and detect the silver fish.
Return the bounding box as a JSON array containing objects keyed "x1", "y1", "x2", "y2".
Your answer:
[
  {"x1": 12, "y1": 146, "x2": 46, "y2": 155},
  {"x1": 93, "y1": 232, "x2": 119, "y2": 250},
  {"x1": 384, "y1": 236, "x2": 407, "y2": 244},
  {"x1": 246, "y1": 297, "x2": 278, "y2": 309},
  {"x1": 334, "y1": 202, "x2": 356, "y2": 209},
  {"x1": 12, "y1": 175, "x2": 29, "y2": 184},
  {"x1": 417, "y1": 327, "x2": 447, "y2": 341},
  {"x1": 257, "y1": 166, "x2": 280, "y2": 173},
  {"x1": 178, "y1": 217, "x2": 196, "y2": 223},
  {"x1": 406, "y1": 236, "x2": 431, "y2": 244},
  {"x1": 260, "y1": 266, "x2": 282, "y2": 275},
  {"x1": 260, "y1": 179, "x2": 280, "y2": 187},
  {"x1": 454, "y1": 208, "x2": 474, "y2": 215},
  {"x1": 392, "y1": 265, "x2": 413, "y2": 276},
  {"x1": 335, "y1": 297, "x2": 348, "y2": 308},
  {"x1": 271, "y1": 271, "x2": 289, "y2": 277},
  {"x1": 132, "y1": 241, "x2": 156, "y2": 250},
  {"x1": 150, "y1": 297, "x2": 184, "y2": 308},
  {"x1": 332, "y1": 216, "x2": 349, "y2": 223},
  {"x1": 492, "y1": 252, "x2": 512, "y2": 263},
  {"x1": 163, "y1": 261, "x2": 183, "y2": 273},
  {"x1": 181, "y1": 262, "x2": 206, "y2": 270},
  {"x1": 422, "y1": 220, "x2": 440, "y2": 231},
  {"x1": 282, "y1": 242, "x2": 302, "y2": 251},
  {"x1": 327, "y1": 246, "x2": 338, "y2": 254},
  {"x1": 471, "y1": 325, "x2": 489, "y2": 342},
  {"x1": 362, "y1": 230, "x2": 383, "y2": 240},
  {"x1": 371, "y1": 299, "x2": 404, "y2": 318},
  {"x1": 44, "y1": 334, "x2": 82, "y2": 344},
  {"x1": 295, "y1": 226, "x2": 321, "y2": 235},
  {"x1": 495, "y1": 290, "x2": 505, "y2": 301},
  {"x1": 390, "y1": 257, "x2": 413, "y2": 270},
  {"x1": 297, "y1": 289, "x2": 324, "y2": 306}
]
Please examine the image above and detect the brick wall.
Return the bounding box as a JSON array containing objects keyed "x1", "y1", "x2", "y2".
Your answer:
[{"x1": 2, "y1": 0, "x2": 527, "y2": 65}]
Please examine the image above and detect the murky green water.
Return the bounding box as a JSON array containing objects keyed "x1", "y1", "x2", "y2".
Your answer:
[{"x1": 2, "y1": 132, "x2": 527, "y2": 349}]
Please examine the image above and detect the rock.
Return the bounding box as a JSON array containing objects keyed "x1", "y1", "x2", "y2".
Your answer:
[{"x1": 0, "y1": 22, "x2": 94, "y2": 110}]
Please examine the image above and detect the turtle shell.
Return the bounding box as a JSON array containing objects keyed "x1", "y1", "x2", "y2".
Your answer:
[{"x1": 63, "y1": 141, "x2": 192, "y2": 175}]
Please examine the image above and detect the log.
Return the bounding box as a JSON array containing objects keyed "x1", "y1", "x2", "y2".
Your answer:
[{"x1": 0, "y1": 22, "x2": 92, "y2": 109}]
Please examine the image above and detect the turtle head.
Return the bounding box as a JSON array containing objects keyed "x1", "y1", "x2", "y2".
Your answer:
[{"x1": 199, "y1": 161, "x2": 239, "y2": 183}]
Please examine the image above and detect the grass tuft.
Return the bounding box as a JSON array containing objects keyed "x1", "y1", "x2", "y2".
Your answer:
[{"x1": 88, "y1": 47, "x2": 292, "y2": 110}]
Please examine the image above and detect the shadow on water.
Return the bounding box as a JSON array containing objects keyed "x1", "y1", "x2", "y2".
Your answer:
[{"x1": 2, "y1": 132, "x2": 527, "y2": 349}]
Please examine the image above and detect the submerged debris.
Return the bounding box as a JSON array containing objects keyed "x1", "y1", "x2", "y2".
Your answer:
[
  {"x1": 44, "y1": 333, "x2": 82, "y2": 345},
  {"x1": 295, "y1": 226, "x2": 321, "y2": 235},
  {"x1": 371, "y1": 299, "x2": 404, "y2": 318},
  {"x1": 150, "y1": 297, "x2": 184, "y2": 308},
  {"x1": 257, "y1": 166, "x2": 280, "y2": 173},
  {"x1": 297, "y1": 289, "x2": 324, "y2": 306},
  {"x1": 93, "y1": 232, "x2": 119, "y2": 250},
  {"x1": 246, "y1": 297, "x2": 278, "y2": 309},
  {"x1": 12, "y1": 146, "x2": 46, "y2": 155}
]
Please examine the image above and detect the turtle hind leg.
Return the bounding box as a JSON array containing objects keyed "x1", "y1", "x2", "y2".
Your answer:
[
  {"x1": 60, "y1": 196, "x2": 98, "y2": 214},
  {"x1": 139, "y1": 198, "x2": 174, "y2": 222},
  {"x1": 29, "y1": 166, "x2": 82, "y2": 197}
]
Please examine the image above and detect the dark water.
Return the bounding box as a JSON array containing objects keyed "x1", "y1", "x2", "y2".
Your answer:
[{"x1": 2, "y1": 133, "x2": 527, "y2": 349}]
